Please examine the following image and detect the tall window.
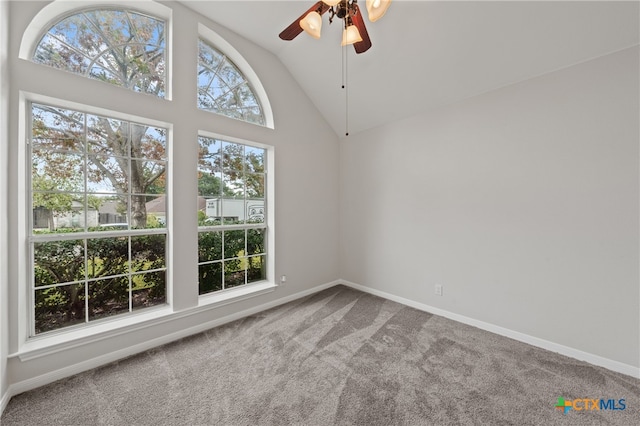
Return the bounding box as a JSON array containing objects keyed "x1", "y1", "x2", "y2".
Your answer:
[
  {"x1": 30, "y1": 103, "x2": 167, "y2": 335},
  {"x1": 33, "y1": 9, "x2": 166, "y2": 97},
  {"x1": 19, "y1": 2, "x2": 274, "y2": 342},
  {"x1": 197, "y1": 40, "x2": 265, "y2": 125},
  {"x1": 197, "y1": 137, "x2": 267, "y2": 295}
]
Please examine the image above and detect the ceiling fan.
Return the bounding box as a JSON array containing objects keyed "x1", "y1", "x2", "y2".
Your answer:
[{"x1": 279, "y1": 0, "x2": 392, "y2": 54}]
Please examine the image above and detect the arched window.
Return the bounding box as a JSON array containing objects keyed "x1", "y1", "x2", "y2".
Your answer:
[
  {"x1": 16, "y1": 1, "x2": 275, "y2": 342},
  {"x1": 32, "y1": 8, "x2": 166, "y2": 97},
  {"x1": 198, "y1": 40, "x2": 265, "y2": 126}
]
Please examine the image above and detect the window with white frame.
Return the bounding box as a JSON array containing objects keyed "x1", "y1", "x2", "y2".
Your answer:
[
  {"x1": 19, "y1": 2, "x2": 274, "y2": 342},
  {"x1": 197, "y1": 39, "x2": 265, "y2": 125},
  {"x1": 33, "y1": 8, "x2": 166, "y2": 97},
  {"x1": 29, "y1": 103, "x2": 168, "y2": 335},
  {"x1": 197, "y1": 136, "x2": 267, "y2": 295}
]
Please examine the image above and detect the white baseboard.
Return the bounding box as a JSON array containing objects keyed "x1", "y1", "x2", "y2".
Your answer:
[
  {"x1": 4, "y1": 280, "x2": 341, "y2": 409},
  {"x1": 339, "y1": 279, "x2": 640, "y2": 379},
  {"x1": 0, "y1": 388, "x2": 11, "y2": 417}
]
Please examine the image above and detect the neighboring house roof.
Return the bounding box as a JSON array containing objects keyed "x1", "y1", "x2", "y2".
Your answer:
[
  {"x1": 98, "y1": 200, "x2": 122, "y2": 215},
  {"x1": 146, "y1": 196, "x2": 166, "y2": 214}
]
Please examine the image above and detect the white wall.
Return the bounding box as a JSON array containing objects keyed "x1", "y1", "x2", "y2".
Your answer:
[
  {"x1": 5, "y1": 0, "x2": 339, "y2": 388},
  {"x1": 0, "y1": 0, "x2": 10, "y2": 412},
  {"x1": 340, "y1": 47, "x2": 640, "y2": 370}
]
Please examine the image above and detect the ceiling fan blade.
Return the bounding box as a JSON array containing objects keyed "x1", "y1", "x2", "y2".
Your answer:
[
  {"x1": 351, "y1": 4, "x2": 372, "y2": 53},
  {"x1": 279, "y1": 1, "x2": 331, "y2": 41}
]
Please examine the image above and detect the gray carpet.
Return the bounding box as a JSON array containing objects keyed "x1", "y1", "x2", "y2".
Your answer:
[{"x1": 2, "y1": 285, "x2": 639, "y2": 425}]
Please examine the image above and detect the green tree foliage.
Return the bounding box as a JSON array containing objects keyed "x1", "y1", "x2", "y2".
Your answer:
[
  {"x1": 31, "y1": 174, "x2": 75, "y2": 230},
  {"x1": 197, "y1": 228, "x2": 265, "y2": 295},
  {"x1": 197, "y1": 173, "x2": 233, "y2": 198},
  {"x1": 34, "y1": 234, "x2": 166, "y2": 333},
  {"x1": 198, "y1": 139, "x2": 265, "y2": 200}
]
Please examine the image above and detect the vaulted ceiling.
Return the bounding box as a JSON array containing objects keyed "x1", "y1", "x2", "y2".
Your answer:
[{"x1": 183, "y1": 1, "x2": 640, "y2": 137}]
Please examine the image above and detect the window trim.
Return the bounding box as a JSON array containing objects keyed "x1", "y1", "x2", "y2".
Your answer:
[
  {"x1": 20, "y1": 91, "x2": 174, "y2": 342},
  {"x1": 196, "y1": 131, "x2": 275, "y2": 302},
  {"x1": 13, "y1": 4, "x2": 278, "y2": 357}
]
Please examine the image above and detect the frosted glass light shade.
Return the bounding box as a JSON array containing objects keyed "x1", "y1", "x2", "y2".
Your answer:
[
  {"x1": 341, "y1": 25, "x2": 363, "y2": 46},
  {"x1": 299, "y1": 11, "x2": 323, "y2": 39},
  {"x1": 366, "y1": 0, "x2": 391, "y2": 22},
  {"x1": 322, "y1": 1, "x2": 341, "y2": 6}
]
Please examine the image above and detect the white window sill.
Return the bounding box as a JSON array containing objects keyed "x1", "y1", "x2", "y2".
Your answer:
[
  {"x1": 11, "y1": 281, "x2": 277, "y2": 361},
  {"x1": 197, "y1": 281, "x2": 277, "y2": 309}
]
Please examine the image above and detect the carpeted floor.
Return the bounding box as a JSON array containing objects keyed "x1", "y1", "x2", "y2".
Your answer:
[{"x1": 2, "y1": 285, "x2": 639, "y2": 425}]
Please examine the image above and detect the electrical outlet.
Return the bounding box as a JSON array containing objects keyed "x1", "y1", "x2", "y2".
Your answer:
[
  {"x1": 280, "y1": 275, "x2": 287, "y2": 284},
  {"x1": 435, "y1": 284, "x2": 443, "y2": 296}
]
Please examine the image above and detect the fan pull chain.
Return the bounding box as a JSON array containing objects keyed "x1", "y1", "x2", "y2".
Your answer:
[
  {"x1": 341, "y1": 41, "x2": 346, "y2": 90},
  {"x1": 342, "y1": 44, "x2": 349, "y2": 136}
]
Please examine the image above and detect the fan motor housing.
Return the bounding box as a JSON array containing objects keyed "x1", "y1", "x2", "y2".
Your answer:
[{"x1": 336, "y1": 1, "x2": 354, "y2": 19}]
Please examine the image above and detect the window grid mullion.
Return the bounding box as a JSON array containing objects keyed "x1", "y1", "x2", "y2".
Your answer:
[
  {"x1": 83, "y1": 238, "x2": 89, "y2": 324},
  {"x1": 83, "y1": 114, "x2": 89, "y2": 324},
  {"x1": 128, "y1": 235, "x2": 132, "y2": 313},
  {"x1": 221, "y1": 229, "x2": 226, "y2": 290}
]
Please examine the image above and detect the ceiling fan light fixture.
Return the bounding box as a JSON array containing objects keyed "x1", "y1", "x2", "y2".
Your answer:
[
  {"x1": 279, "y1": 0, "x2": 374, "y2": 54},
  {"x1": 366, "y1": 0, "x2": 392, "y2": 22},
  {"x1": 299, "y1": 11, "x2": 323, "y2": 39},
  {"x1": 341, "y1": 24, "x2": 363, "y2": 46}
]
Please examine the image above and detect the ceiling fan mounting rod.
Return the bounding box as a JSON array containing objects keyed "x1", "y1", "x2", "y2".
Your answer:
[{"x1": 329, "y1": 0, "x2": 358, "y2": 24}]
